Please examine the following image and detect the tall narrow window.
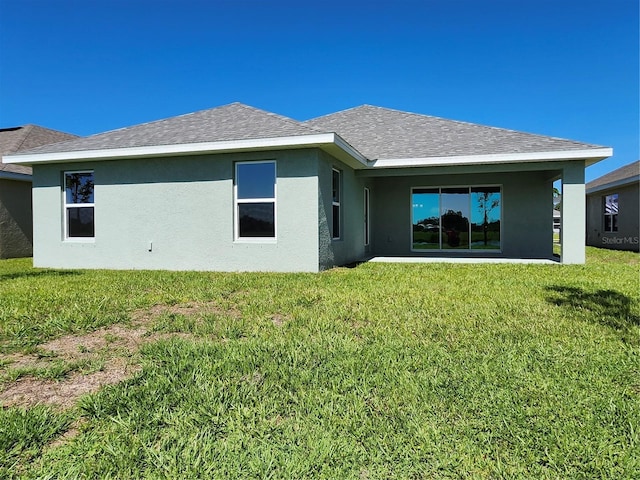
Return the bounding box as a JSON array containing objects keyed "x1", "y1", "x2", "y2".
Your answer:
[
  {"x1": 235, "y1": 161, "x2": 276, "y2": 239},
  {"x1": 64, "y1": 171, "x2": 94, "y2": 239},
  {"x1": 332, "y1": 169, "x2": 341, "y2": 240},
  {"x1": 604, "y1": 194, "x2": 618, "y2": 232},
  {"x1": 364, "y1": 187, "x2": 370, "y2": 246}
]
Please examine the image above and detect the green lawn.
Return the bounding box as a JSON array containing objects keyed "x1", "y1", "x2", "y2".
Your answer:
[{"x1": 1, "y1": 248, "x2": 638, "y2": 478}]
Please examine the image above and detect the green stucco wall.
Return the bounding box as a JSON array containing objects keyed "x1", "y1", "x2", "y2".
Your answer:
[
  {"x1": 317, "y1": 151, "x2": 371, "y2": 269},
  {"x1": 31, "y1": 151, "x2": 585, "y2": 271},
  {"x1": 32, "y1": 149, "x2": 323, "y2": 272},
  {"x1": 365, "y1": 170, "x2": 553, "y2": 260},
  {"x1": 0, "y1": 179, "x2": 33, "y2": 258}
]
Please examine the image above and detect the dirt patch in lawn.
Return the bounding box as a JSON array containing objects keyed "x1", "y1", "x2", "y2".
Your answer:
[
  {"x1": 0, "y1": 302, "x2": 226, "y2": 409},
  {"x1": 0, "y1": 357, "x2": 140, "y2": 410}
]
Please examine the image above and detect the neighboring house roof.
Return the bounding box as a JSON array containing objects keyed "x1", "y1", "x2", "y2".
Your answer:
[
  {"x1": 586, "y1": 160, "x2": 640, "y2": 194},
  {"x1": 304, "y1": 105, "x2": 607, "y2": 164},
  {"x1": 0, "y1": 125, "x2": 77, "y2": 176},
  {"x1": 4, "y1": 103, "x2": 612, "y2": 169}
]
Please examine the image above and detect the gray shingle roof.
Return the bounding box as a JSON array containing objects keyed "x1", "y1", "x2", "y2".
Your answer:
[
  {"x1": 586, "y1": 160, "x2": 640, "y2": 191},
  {"x1": 17, "y1": 103, "x2": 321, "y2": 156},
  {"x1": 303, "y1": 105, "x2": 606, "y2": 160},
  {"x1": 0, "y1": 125, "x2": 77, "y2": 175},
  {"x1": 9, "y1": 103, "x2": 608, "y2": 165}
]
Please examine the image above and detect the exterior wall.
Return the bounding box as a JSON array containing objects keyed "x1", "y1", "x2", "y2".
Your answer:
[
  {"x1": 368, "y1": 170, "x2": 553, "y2": 259},
  {"x1": 586, "y1": 183, "x2": 639, "y2": 252},
  {"x1": 317, "y1": 151, "x2": 371, "y2": 269},
  {"x1": 32, "y1": 149, "x2": 321, "y2": 272},
  {"x1": 0, "y1": 178, "x2": 33, "y2": 258}
]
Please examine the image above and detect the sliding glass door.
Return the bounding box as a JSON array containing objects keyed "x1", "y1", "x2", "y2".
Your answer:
[{"x1": 412, "y1": 186, "x2": 501, "y2": 251}]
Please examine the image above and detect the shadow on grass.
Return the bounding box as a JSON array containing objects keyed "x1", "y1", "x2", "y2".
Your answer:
[
  {"x1": 546, "y1": 285, "x2": 639, "y2": 343},
  {"x1": 0, "y1": 270, "x2": 80, "y2": 282}
]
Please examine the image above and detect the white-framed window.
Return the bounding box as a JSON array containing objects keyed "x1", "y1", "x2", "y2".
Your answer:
[
  {"x1": 604, "y1": 193, "x2": 618, "y2": 232},
  {"x1": 64, "y1": 171, "x2": 95, "y2": 240},
  {"x1": 364, "y1": 187, "x2": 370, "y2": 246},
  {"x1": 332, "y1": 168, "x2": 341, "y2": 240},
  {"x1": 234, "y1": 161, "x2": 276, "y2": 240}
]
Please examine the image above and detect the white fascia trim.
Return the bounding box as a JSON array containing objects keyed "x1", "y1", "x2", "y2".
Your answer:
[
  {"x1": 3, "y1": 133, "x2": 369, "y2": 167},
  {"x1": 586, "y1": 175, "x2": 640, "y2": 195},
  {"x1": 370, "y1": 148, "x2": 613, "y2": 169},
  {"x1": 332, "y1": 134, "x2": 369, "y2": 166}
]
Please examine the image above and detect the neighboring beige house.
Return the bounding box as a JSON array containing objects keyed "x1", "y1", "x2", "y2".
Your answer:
[
  {"x1": 0, "y1": 125, "x2": 77, "y2": 258},
  {"x1": 586, "y1": 160, "x2": 639, "y2": 252}
]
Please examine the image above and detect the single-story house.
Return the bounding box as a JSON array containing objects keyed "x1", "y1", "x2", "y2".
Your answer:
[
  {"x1": 4, "y1": 103, "x2": 611, "y2": 272},
  {"x1": 586, "y1": 160, "x2": 639, "y2": 252},
  {"x1": 0, "y1": 125, "x2": 77, "y2": 258}
]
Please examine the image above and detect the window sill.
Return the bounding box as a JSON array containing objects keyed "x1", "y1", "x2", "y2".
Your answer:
[
  {"x1": 63, "y1": 238, "x2": 96, "y2": 244},
  {"x1": 234, "y1": 238, "x2": 277, "y2": 244}
]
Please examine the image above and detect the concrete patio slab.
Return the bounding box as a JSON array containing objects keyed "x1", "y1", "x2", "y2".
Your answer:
[{"x1": 367, "y1": 257, "x2": 559, "y2": 264}]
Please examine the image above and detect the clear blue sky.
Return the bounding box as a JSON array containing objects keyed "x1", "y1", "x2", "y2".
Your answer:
[{"x1": 1, "y1": 0, "x2": 637, "y2": 181}]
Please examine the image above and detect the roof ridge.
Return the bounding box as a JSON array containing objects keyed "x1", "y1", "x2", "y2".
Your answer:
[
  {"x1": 303, "y1": 105, "x2": 367, "y2": 123},
  {"x1": 72, "y1": 102, "x2": 320, "y2": 141},
  {"x1": 308, "y1": 104, "x2": 604, "y2": 147},
  {"x1": 11, "y1": 124, "x2": 34, "y2": 152},
  {"x1": 12, "y1": 124, "x2": 79, "y2": 153},
  {"x1": 234, "y1": 103, "x2": 322, "y2": 133},
  {"x1": 24, "y1": 124, "x2": 77, "y2": 136},
  {"x1": 371, "y1": 105, "x2": 605, "y2": 146},
  {"x1": 419, "y1": 112, "x2": 602, "y2": 146},
  {"x1": 75, "y1": 103, "x2": 242, "y2": 139},
  {"x1": 7, "y1": 102, "x2": 326, "y2": 156},
  {"x1": 0, "y1": 126, "x2": 25, "y2": 156}
]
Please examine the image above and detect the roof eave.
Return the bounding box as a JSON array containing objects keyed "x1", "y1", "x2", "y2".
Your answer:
[
  {"x1": 2, "y1": 133, "x2": 370, "y2": 170},
  {"x1": 369, "y1": 148, "x2": 613, "y2": 169},
  {"x1": 586, "y1": 174, "x2": 640, "y2": 195}
]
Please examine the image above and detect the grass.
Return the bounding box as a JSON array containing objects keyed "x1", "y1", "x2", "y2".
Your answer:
[
  {"x1": 0, "y1": 247, "x2": 638, "y2": 478},
  {"x1": 0, "y1": 407, "x2": 73, "y2": 475},
  {"x1": 0, "y1": 358, "x2": 104, "y2": 384}
]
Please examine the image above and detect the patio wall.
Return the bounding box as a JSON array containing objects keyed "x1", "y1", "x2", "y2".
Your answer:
[{"x1": 368, "y1": 170, "x2": 553, "y2": 260}]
